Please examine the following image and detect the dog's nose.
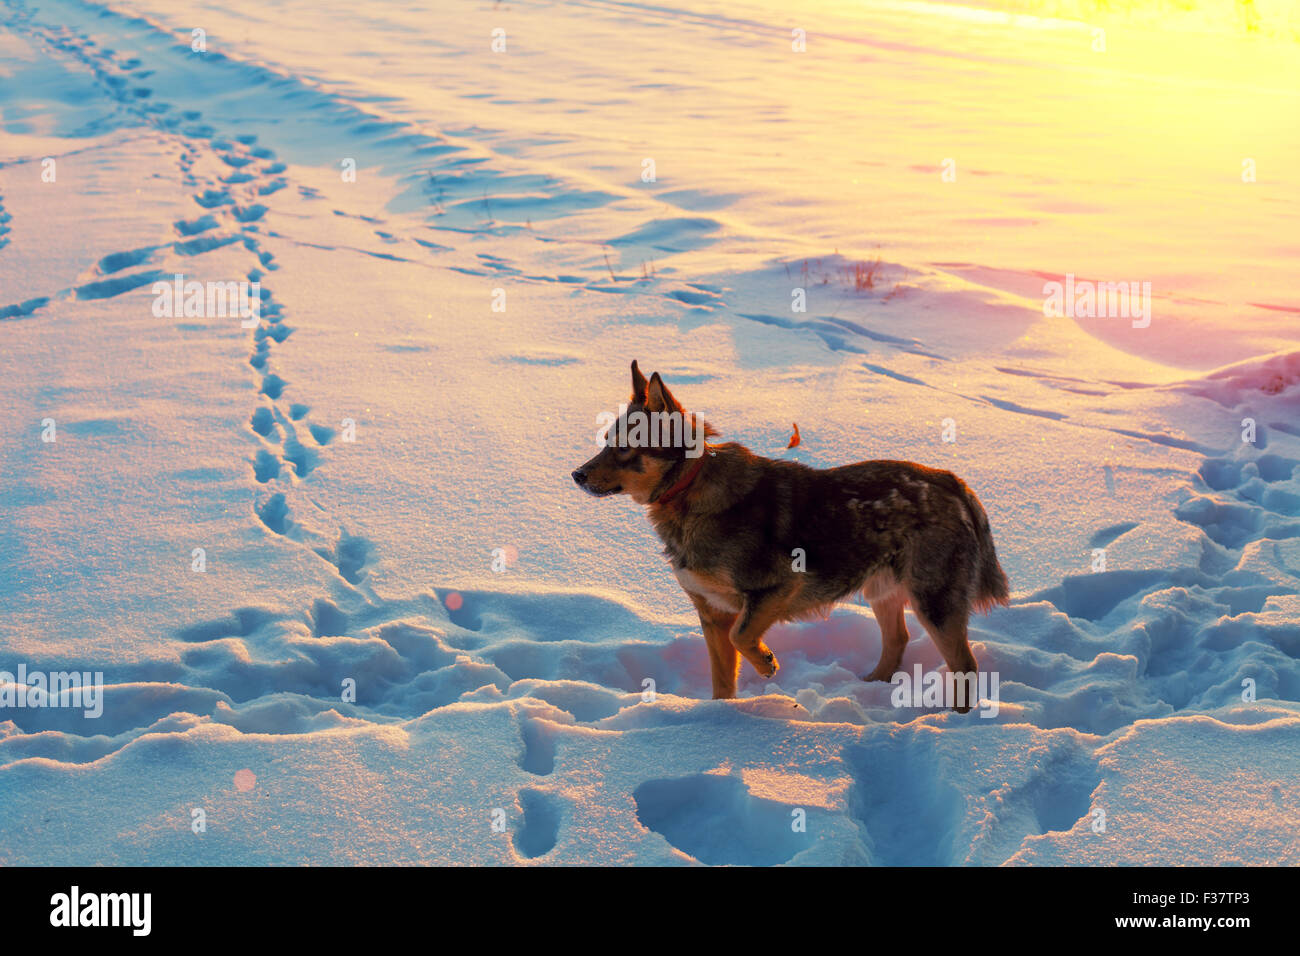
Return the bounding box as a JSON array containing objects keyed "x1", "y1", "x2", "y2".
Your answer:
[{"x1": 572, "y1": 469, "x2": 587, "y2": 486}]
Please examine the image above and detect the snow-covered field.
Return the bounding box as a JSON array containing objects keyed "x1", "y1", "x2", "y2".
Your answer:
[{"x1": 1, "y1": 0, "x2": 1297, "y2": 865}]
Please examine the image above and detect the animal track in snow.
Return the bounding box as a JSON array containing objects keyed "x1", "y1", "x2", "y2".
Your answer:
[
  {"x1": 513, "y1": 789, "x2": 560, "y2": 859},
  {"x1": 1177, "y1": 452, "x2": 1300, "y2": 548},
  {"x1": 634, "y1": 773, "x2": 817, "y2": 866},
  {"x1": 517, "y1": 715, "x2": 556, "y2": 776}
]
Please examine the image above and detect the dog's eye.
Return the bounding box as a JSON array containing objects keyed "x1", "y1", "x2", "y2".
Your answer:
[{"x1": 616, "y1": 446, "x2": 635, "y2": 461}]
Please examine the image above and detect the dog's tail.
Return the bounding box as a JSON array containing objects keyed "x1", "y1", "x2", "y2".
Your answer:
[{"x1": 961, "y1": 485, "x2": 1010, "y2": 613}]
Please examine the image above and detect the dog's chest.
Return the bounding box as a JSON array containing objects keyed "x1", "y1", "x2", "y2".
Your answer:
[
  {"x1": 672, "y1": 567, "x2": 743, "y2": 613},
  {"x1": 654, "y1": 515, "x2": 744, "y2": 612}
]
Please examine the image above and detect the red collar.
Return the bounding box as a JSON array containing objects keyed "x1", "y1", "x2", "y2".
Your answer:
[{"x1": 654, "y1": 453, "x2": 708, "y2": 507}]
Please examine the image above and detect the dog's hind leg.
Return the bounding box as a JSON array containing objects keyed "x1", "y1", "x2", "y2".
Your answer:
[
  {"x1": 910, "y1": 596, "x2": 979, "y2": 713},
  {"x1": 688, "y1": 593, "x2": 739, "y2": 699},
  {"x1": 729, "y1": 582, "x2": 800, "y2": 679},
  {"x1": 864, "y1": 593, "x2": 909, "y2": 682}
]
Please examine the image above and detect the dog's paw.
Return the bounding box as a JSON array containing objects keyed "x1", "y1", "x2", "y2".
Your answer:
[
  {"x1": 862, "y1": 666, "x2": 895, "y2": 682},
  {"x1": 756, "y1": 651, "x2": 779, "y2": 678}
]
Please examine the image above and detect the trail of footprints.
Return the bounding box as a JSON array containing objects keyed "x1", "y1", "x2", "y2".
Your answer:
[
  {"x1": 1177, "y1": 451, "x2": 1300, "y2": 549},
  {"x1": 0, "y1": 189, "x2": 10, "y2": 251},
  {"x1": 512, "y1": 698, "x2": 1101, "y2": 864},
  {"x1": 2, "y1": 9, "x2": 374, "y2": 585}
]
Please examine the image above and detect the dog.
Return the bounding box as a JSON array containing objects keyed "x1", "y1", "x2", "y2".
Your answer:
[{"x1": 573, "y1": 361, "x2": 1009, "y2": 708}]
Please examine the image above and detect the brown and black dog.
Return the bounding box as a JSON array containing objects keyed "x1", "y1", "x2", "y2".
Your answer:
[{"x1": 573, "y1": 361, "x2": 1009, "y2": 706}]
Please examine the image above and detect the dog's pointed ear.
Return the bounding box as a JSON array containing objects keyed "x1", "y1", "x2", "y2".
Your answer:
[
  {"x1": 645, "y1": 371, "x2": 682, "y2": 414},
  {"x1": 630, "y1": 360, "x2": 649, "y2": 403}
]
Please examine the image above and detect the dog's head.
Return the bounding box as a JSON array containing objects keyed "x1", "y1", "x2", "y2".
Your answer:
[{"x1": 572, "y1": 361, "x2": 713, "y2": 504}]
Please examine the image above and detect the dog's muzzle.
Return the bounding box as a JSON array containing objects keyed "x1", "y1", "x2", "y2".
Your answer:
[{"x1": 573, "y1": 469, "x2": 619, "y2": 496}]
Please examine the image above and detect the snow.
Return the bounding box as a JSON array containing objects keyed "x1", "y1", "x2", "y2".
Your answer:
[{"x1": 0, "y1": 0, "x2": 1297, "y2": 865}]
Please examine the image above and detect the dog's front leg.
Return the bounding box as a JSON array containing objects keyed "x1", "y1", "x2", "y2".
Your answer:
[
  {"x1": 687, "y1": 593, "x2": 739, "y2": 699},
  {"x1": 729, "y1": 582, "x2": 800, "y2": 679}
]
